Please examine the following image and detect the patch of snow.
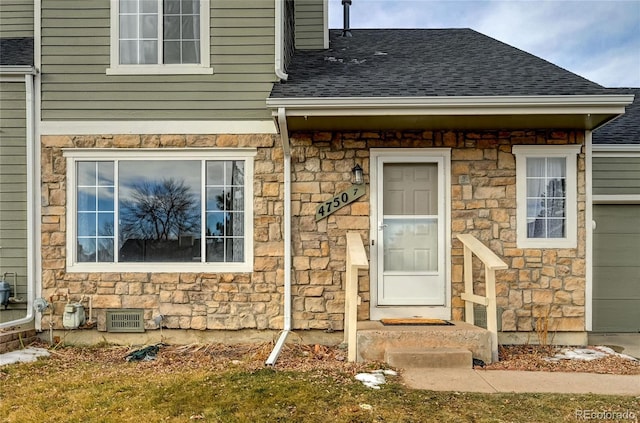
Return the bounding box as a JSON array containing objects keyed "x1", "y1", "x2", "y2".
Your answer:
[
  {"x1": 356, "y1": 369, "x2": 395, "y2": 389},
  {"x1": 544, "y1": 346, "x2": 639, "y2": 363},
  {"x1": 0, "y1": 347, "x2": 50, "y2": 366},
  {"x1": 593, "y1": 346, "x2": 638, "y2": 361}
]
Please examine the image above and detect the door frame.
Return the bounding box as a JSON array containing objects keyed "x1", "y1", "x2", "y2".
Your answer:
[{"x1": 369, "y1": 148, "x2": 452, "y2": 320}]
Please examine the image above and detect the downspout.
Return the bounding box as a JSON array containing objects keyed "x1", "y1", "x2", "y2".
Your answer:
[
  {"x1": 34, "y1": 0, "x2": 44, "y2": 332},
  {"x1": 0, "y1": 72, "x2": 37, "y2": 329},
  {"x1": 274, "y1": 0, "x2": 289, "y2": 81},
  {"x1": 266, "y1": 107, "x2": 292, "y2": 365}
]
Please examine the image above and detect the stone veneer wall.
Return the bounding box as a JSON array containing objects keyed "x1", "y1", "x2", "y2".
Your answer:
[
  {"x1": 40, "y1": 130, "x2": 586, "y2": 333},
  {"x1": 41, "y1": 134, "x2": 286, "y2": 330},
  {"x1": 286, "y1": 129, "x2": 586, "y2": 333}
]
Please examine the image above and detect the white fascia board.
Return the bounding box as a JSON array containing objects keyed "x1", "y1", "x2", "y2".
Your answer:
[
  {"x1": 0, "y1": 66, "x2": 37, "y2": 76},
  {"x1": 592, "y1": 144, "x2": 640, "y2": 155},
  {"x1": 267, "y1": 95, "x2": 634, "y2": 117},
  {"x1": 40, "y1": 120, "x2": 278, "y2": 135}
]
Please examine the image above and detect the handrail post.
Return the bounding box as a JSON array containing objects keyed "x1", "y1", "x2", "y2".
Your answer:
[
  {"x1": 485, "y1": 267, "x2": 499, "y2": 363},
  {"x1": 344, "y1": 232, "x2": 368, "y2": 362},
  {"x1": 463, "y1": 245, "x2": 474, "y2": 326},
  {"x1": 456, "y1": 234, "x2": 507, "y2": 363}
]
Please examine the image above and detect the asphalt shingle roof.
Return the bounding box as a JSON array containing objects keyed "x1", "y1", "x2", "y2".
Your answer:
[
  {"x1": 593, "y1": 88, "x2": 640, "y2": 144},
  {"x1": 270, "y1": 29, "x2": 609, "y2": 99},
  {"x1": 0, "y1": 37, "x2": 34, "y2": 66}
]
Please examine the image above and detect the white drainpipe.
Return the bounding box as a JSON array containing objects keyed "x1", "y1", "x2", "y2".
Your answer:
[
  {"x1": 266, "y1": 108, "x2": 292, "y2": 365},
  {"x1": 274, "y1": 0, "x2": 289, "y2": 81},
  {"x1": 0, "y1": 72, "x2": 37, "y2": 330}
]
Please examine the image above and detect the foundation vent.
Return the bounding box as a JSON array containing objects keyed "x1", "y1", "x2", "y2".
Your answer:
[{"x1": 106, "y1": 309, "x2": 145, "y2": 333}]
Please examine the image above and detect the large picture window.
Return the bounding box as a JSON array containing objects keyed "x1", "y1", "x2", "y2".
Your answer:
[
  {"x1": 108, "y1": 0, "x2": 212, "y2": 74},
  {"x1": 513, "y1": 145, "x2": 581, "y2": 249},
  {"x1": 65, "y1": 150, "x2": 254, "y2": 272}
]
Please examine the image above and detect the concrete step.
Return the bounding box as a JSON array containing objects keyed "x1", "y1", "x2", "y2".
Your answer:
[
  {"x1": 357, "y1": 320, "x2": 492, "y2": 364},
  {"x1": 385, "y1": 348, "x2": 472, "y2": 369}
]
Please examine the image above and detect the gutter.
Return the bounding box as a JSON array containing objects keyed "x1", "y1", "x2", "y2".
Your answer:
[
  {"x1": 265, "y1": 107, "x2": 292, "y2": 365},
  {"x1": 0, "y1": 72, "x2": 37, "y2": 330},
  {"x1": 267, "y1": 95, "x2": 634, "y2": 116},
  {"x1": 274, "y1": 0, "x2": 289, "y2": 81}
]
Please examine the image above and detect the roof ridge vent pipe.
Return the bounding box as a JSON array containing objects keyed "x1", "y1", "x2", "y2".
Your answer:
[{"x1": 342, "y1": 0, "x2": 352, "y2": 37}]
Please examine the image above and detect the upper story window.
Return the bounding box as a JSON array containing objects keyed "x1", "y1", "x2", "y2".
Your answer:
[
  {"x1": 107, "y1": 0, "x2": 212, "y2": 75},
  {"x1": 64, "y1": 149, "x2": 255, "y2": 273},
  {"x1": 513, "y1": 145, "x2": 581, "y2": 249}
]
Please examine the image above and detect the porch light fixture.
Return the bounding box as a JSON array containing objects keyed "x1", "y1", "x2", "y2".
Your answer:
[{"x1": 352, "y1": 164, "x2": 363, "y2": 185}]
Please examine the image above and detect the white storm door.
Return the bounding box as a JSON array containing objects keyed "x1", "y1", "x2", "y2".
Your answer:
[{"x1": 376, "y1": 156, "x2": 446, "y2": 306}]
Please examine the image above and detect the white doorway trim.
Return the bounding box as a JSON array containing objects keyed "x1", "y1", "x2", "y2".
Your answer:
[{"x1": 369, "y1": 148, "x2": 452, "y2": 320}]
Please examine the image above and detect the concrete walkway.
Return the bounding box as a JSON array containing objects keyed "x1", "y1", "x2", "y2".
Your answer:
[{"x1": 402, "y1": 369, "x2": 640, "y2": 395}]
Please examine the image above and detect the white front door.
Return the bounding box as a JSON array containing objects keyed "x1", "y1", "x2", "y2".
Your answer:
[{"x1": 370, "y1": 149, "x2": 450, "y2": 320}]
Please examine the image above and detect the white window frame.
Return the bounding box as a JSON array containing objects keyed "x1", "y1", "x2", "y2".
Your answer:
[
  {"x1": 107, "y1": 0, "x2": 212, "y2": 75},
  {"x1": 63, "y1": 148, "x2": 255, "y2": 273},
  {"x1": 513, "y1": 145, "x2": 581, "y2": 249}
]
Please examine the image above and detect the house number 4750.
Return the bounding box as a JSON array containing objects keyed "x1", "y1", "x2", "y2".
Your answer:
[{"x1": 315, "y1": 184, "x2": 366, "y2": 221}]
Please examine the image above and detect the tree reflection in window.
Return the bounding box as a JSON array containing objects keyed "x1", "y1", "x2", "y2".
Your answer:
[
  {"x1": 74, "y1": 158, "x2": 247, "y2": 264},
  {"x1": 205, "y1": 161, "x2": 244, "y2": 262},
  {"x1": 119, "y1": 177, "x2": 200, "y2": 262}
]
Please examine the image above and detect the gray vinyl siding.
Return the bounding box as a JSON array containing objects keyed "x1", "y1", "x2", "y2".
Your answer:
[
  {"x1": 593, "y1": 156, "x2": 640, "y2": 196},
  {"x1": 593, "y1": 205, "x2": 640, "y2": 332},
  {"x1": 0, "y1": 0, "x2": 34, "y2": 37},
  {"x1": 41, "y1": 0, "x2": 277, "y2": 121},
  {"x1": 294, "y1": 0, "x2": 325, "y2": 50},
  {"x1": 0, "y1": 82, "x2": 29, "y2": 316}
]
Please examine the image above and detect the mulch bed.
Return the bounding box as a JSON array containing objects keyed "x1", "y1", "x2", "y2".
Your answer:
[
  {"x1": 483, "y1": 345, "x2": 640, "y2": 375},
  {"x1": 4, "y1": 340, "x2": 639, "y2": 376}
]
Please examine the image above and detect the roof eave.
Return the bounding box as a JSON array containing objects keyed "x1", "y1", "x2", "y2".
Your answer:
[
  {"x1": 267, "y1": 95, "x2": 633, "y2": 131},
  {"x1": 267, "y1": 95, "x2": 633, "y2": 115}
]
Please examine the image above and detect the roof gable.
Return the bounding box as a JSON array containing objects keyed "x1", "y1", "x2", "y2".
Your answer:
[
  {"x1": 593, "y1": 88, "x2": 640, "y2": 144},
  {"x1": 270, "y1": 29, "x2": 608, "y2": 99}
]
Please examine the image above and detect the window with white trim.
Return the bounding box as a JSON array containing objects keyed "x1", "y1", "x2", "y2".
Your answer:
[
  {"x1": 513, "y1": 145, "x2": 581, "y2": 249},
  {"x1": 108, "y1": 0, "x2": 212, "y2": 75},
  {"x1": 64, "y1": 150, "x2": 254, "y2": 272}
]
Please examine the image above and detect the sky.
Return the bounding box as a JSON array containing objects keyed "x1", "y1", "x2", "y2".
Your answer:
[{"x1": 327, "y1": 0, "x2": 640, "y2": 87}]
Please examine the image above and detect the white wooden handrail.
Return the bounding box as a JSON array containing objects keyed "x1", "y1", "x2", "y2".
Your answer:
[
  {"x1": 456, "y1": 234, "x2": 507, "y2": 363},
  {"x1": 344, "y1": 232, "x2": 368, "y2": 362}
]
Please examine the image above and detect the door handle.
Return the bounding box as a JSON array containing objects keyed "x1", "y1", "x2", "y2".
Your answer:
[{"x1": 378, "y1": 222, "x2": 388, "y2": 230}]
